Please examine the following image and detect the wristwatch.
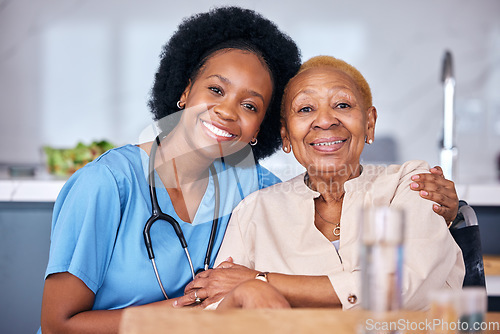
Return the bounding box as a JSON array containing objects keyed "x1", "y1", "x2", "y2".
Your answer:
[{"x1": 255, "y1": 271, "x2": 270, "y2": 283}]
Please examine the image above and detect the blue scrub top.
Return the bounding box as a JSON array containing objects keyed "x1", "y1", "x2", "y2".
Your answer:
[{"x1": 43, "y1": 144, "x2": 280, "y2": 311}]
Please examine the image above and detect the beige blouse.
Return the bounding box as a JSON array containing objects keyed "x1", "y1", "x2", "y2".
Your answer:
[{"x1": 214, "y1": 160, "x2": 465, "y2": 310}]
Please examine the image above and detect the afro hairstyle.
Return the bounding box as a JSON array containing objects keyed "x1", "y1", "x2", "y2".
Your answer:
[{"x1": 148, "y1": 6, "x2": 301, "y2": 161}]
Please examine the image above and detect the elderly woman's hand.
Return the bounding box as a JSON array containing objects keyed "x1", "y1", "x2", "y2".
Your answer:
[
  {"x1": 409, "y1": 166, "x2": 458, "y2": 225},
  {"x1": 217, "y1": 280, "x2": 291, "y2": 309},
  {"x1": 179, "y1": 258, "x2": 258, "y2": 308}
]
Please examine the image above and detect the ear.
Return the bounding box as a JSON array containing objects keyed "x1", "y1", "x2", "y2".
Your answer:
[
  {"x1": 280, "y1": 118, "x2": 291, "y2": 153},
  {"x1": 252, "y1": 129, "x2": 260, "y2": 141},
  {"x1": 366, "y1": 106, "x2": 377, "y2": 142},
  {"x1": 179, "y1": 79, "x2": 192, "y2": 106}
]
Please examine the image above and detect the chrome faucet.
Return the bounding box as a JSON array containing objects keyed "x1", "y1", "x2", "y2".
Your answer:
[{"x1": 440, "y1": 50, "x2": 457, "y2": 181}]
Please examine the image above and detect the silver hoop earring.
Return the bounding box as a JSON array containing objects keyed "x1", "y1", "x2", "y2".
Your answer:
[
  {"x1": 250, "y1": 138, "x2": 258, "y2": 146},
  {"x1": 177, "y1": 101, "x2": 184, "y2": 110}
]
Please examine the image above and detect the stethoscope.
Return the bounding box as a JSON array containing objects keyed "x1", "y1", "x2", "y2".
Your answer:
[{"x1": 143, "y1": 134, "x2": 220, "y2": 299}]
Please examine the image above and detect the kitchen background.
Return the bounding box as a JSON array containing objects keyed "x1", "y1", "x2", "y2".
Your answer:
[
  {"x1": 1, "y1": 0, "x2": 500, "y2": 183},
  {"x1": 1, "y1": 0, "x2": 500, "y2": 333}
]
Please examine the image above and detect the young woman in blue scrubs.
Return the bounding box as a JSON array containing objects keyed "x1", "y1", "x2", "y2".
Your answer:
[{"x1": 39, "y1": 7, "x2": 301, "y2": 333}]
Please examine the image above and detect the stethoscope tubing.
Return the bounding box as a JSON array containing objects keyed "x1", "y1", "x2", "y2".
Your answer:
[{"x1": 143, "y1": 134, "x2": 220, "y2": 299}]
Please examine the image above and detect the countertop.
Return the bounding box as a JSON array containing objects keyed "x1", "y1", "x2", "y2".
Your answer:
[
  {"x1": 0, "y1": 167, "x2": 66, "y2": 202},
  {"x1": 456, "y1": 184, "x2": 500, "y2": 206},
  {"x1": 1, "y1": 171, "x2": 499, "y2": 205}
]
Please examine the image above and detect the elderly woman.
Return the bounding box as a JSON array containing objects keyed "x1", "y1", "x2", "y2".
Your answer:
[{"x1": 181, "y1": 56, "x2": 465, "y2": 310}]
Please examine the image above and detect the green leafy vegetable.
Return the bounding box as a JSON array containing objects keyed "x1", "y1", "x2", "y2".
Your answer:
[{"x1": 43, "y1": 140, "x2": 115, "y2": 176}]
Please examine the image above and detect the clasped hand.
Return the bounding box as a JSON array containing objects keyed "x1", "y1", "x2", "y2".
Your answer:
[{"x1": 174, "y1": 257, "x2": 256, "y2": 308}]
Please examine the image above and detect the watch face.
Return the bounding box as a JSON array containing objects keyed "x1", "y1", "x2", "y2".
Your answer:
[{"x1": 255, "y1": 272, "x2": 269, "y2": 282}]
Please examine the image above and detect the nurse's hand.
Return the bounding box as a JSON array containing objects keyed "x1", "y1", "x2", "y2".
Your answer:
[
  {"x1": 410, "y1": 166, "x2": 458, "y2": 225},
  {"x1": 180, "y1": 259, "x2": 257, "y2": 307},
  {"x1": 217, "y1": 280, "x2": 290, "y2": 309}
]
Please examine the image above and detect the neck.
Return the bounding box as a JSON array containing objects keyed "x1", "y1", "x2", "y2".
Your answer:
[
  {"x1": 150, "y1": 129, "x2": 217, "y2": 223},
  {"x1": 306, "y1": 164, "x2": 361, "y2": 203},
  {"x1": 154, "y1": 129, "x2": 214, "y2": 188}
]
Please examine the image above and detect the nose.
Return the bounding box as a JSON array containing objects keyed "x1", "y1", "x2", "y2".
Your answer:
[
  {"x1": 213, "y1": 101, "x2": 238, "y2": 122},
  {"x1": 312, "y1": 106, "x2": 340, "y2": 130}
]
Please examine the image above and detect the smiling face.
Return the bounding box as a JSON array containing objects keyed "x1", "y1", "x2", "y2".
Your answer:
[
  {"x1": 177, "y1": 49, "x2": 273, "y2": 159},
  {"x1": 281, "y1": 66, "x2": 377, "y2": 177}
]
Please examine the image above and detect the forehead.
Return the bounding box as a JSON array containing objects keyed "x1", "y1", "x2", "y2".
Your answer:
[
  {"x1": 287, "y1": 67, "x2": 358, "y2": 96},
  {"x1": 201, "y1": 49, "x2": 270, "y2": 76}
]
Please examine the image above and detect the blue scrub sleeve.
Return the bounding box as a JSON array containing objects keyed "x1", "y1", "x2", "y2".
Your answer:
[
  {"x1": 45, "y1": 164, "x2": 122, "y2": 294},
  {"x1": 256, "y1": 164, "x2": 281, "y2": 188}
]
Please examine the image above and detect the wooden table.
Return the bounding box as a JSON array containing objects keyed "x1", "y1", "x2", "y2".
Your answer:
[
  {"x1": 120, "y1": 307, "x2": 500, "y2": 334},
  {"x1": 484, "y1": 255, "x2": 500, "y2": 276}
]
